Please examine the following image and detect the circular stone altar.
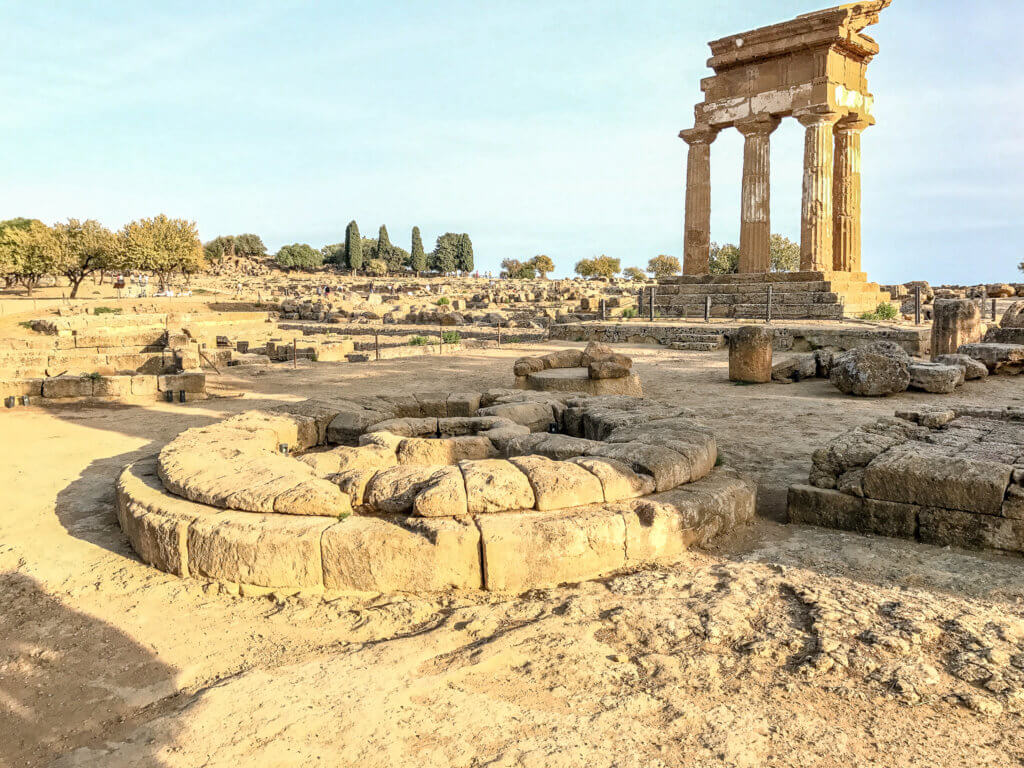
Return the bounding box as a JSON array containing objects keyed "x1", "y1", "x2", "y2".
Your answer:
[
  {"x1": 521, "y1": 367, "x2": 643, "y2": 397},
  {"x1": 117, "y1": 389, "x2": 754, "y2": 594}
]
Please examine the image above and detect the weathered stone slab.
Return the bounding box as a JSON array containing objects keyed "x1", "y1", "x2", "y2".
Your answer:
[
  {"x1": 862, "y1": 449, "x2": 1011, "y2": 516},
  {"x1": 919, "y1": 507, "x2": 1024, "y2": 554},
  {"x1": 508, "y1": 455, "x2": 604, "y2": 511},
  {"x1": 957, "y1": 343, "x2": 1024, "y2": 375},
  {"x1": 460, "y1": 459, "x2": 535, "y2": 513},
  {"x1": 787, "y1": 484, "x2": 919, "y2": 539},
  {"x1": 478, "y1": 507, "x2": 626, "y2": 592},
  {"x1": 157, "y1": 372, "x2": 206, "y2": 393},
  {"x1": 187, "y1": 511, "x2": 332, "y2": 588},
  {"x1": 567, "y1": 457, "x2": 655, "y2": 502},
  {"x1": 42, "y1": 375, "x2": 93, "y2": 398},
  {"x1": 321, "y1": 515, "x2": 481, "y2": 591}
]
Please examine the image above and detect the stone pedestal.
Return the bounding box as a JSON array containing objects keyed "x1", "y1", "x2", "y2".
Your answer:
[
  {"x1": 931, "y1": 300, "x2": 983, "y2": 359},
  {"x1": 796, "y1": 111, "x2": 842, "y2": 272},
  {"x1": 728, "y1": 326, "x2": 774, "y2": 383},
  {"x1": 737, "y1": 116, "x2": 780, "y2": 273}
]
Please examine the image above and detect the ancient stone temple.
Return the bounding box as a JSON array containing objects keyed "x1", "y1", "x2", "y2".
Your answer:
[{"x1": 656, "y1": 2, "x2": 894, "y2": 320}]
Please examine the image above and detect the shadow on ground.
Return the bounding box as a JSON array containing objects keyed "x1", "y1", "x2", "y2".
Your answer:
[{"x1": 0, "y1": 571, "x2": 180, "y2": 767}]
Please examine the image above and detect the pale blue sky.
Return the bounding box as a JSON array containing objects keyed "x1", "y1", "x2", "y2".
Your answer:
[{"x1": 2, "y1": 1, "x2": 1021, "y2": 283}]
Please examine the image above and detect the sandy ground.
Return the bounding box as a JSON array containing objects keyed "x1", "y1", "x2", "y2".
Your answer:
[{"x1": 2, "y1": 342, "x2": 1024, "y2": 767}]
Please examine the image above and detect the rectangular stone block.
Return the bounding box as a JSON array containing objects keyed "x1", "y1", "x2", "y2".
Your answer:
[
  {"x1": 787, "y1": 484, "x2": 919, "y2": 540},
  {"x1": 42, "y1": 375, "x2": 94, "y2": 399},
  {"x1": 447, "y1": 392, "x2": 481, "y2": 417},
  {"x1": 477, "y1": 508, "x2": 625, "y2": 592},
  {"x1": 92, "y1": 375, "x2": 134, "y2": 399},
  {"x1": 187, "y1": 512, "x2": 332, "y2": 588},
  {"x1": 0, "y1": 378, "x2": 43, "y2": 398},
  {"x1": 862, "y1": 450, "x2": 1011, "y2": 516},
  {"x1": 131, "y1": 375, "x2": 158, "y2": 396},
  {"x1": 919, "y1": 507, "x2": 1024, "y2": 554},
  {"x1": 321, "y1": 515, "x2": 481, "y2": 592},
  {"x1": 157, "y1": 372, "x2": 206, "y2": 393}
]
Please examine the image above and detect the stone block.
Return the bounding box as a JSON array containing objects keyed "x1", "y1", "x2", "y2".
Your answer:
[
  {"x1": 460, "y1": 459, "x2": 535, "y2": 513},
  {"x1": 958, "y1": 343, "x2": 1024, "y2": 375},
  {"x1": 92, "y1": 375, "x2": 134, "y2": 399},
  {"x1": 919, "y1": 507, "x2": 1024, "y2": 554},
  {"x1": 415, "y1": 392, "x2": 449, "y2": 417},
  {"x1": 931, "y1": 299, "x2": 983, "y2": 358},
  {"x1": 130, "y1": 375, "x2": 158, "y2": 396},
  {"x1": 42, "y1": 375, "x2": 94, "y2": 399},
  {"x1": 0, "y1": 378, "x2": 43, "y2": 398},
  {"x1": 787, "y1": 484, "x2": 919, "y2": 539},
  {"x1": 157, "y1": 372, "x2": 206, "y2": 393},
  {"x1": 187, "y1": 511, "x2": 332, "y2": 588},
  {"x1": 477, "y1": 507, "x2": 626, "y2": 592},
  {"x1": 321, "y1": 515, "x2": 482, "y2": 592},
  {"x1": 908, "y1": 362, "x2": 961, "y2": 394},
  {"x1": 508, "y1": 455, "x2": 604, "y2": 510},
  {"x1": 862, "y1": 449, "x2": 1011, "y2": 515},
  {"x1": 446, "y1": 392, "x2": 481, "y2": 417}
]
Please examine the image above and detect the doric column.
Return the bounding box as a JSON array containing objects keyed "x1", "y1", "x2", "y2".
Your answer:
[
  {"x1": 832, "y1": 117, "x2": 870, "y2": 273},
  {"x1": 736, "y1": 115, "x2": 780, "y2": 273},
  {"x1": 679, "y1": 125, "x2": 719, "y2": 275},
  {"x1": 795, "y1": 110, "x2": 842, "y2": 272}
]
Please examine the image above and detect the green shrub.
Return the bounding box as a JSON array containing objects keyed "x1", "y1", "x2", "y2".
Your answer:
[
  {"x1": 441, "y1": 330, "x2": 461, "y2": 344},
  {"x1": 859, "y1": 301, "x2": 898, "y2": 322},
  {"x1": 93, "y1": 306, "x2": 121, "y2": 315},
  {"x1": 18, "y1": 321, "x2": 33, "y2": 329},
  {"x1": 436, "y1": 297, "x2": 450, "y2": 306},
  {"x1": 409, "y1": 335, "x2": 429, "y2": 346},
  {"x1": 621, "y1": 307, "x2": 639, "y2": 319},
  {"x1": 505, "y1": 335, "x2": 522, "y2": 344}
]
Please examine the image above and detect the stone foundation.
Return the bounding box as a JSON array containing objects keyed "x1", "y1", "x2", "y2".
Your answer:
[
  {"x1": 788, "y1": 406, "x2": 1024, "y2": 556},
  {"x1": 643, "y1": 272, "x2": 892, "y2": 320},
  {"x1": 118, "y1": 390, "x2": 756, "y2": 593}
]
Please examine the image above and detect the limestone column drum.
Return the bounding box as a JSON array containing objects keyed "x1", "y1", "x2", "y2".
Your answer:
[
  {"x1": 833, "y1": 118, "x2": 870, "y2": 272},
  {"x1": 680, "y1": 126, "x2": 718, "y2": 275},
  {"x1": 737, "y1": 116, "x2": 780, "y2": 273},
  {"x1": 797, "y1": 110, "x2": 842, "y2": 272}
]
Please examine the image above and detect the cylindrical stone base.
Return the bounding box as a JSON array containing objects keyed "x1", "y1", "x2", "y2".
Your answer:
[{"x1": 728, "y1": 326, "x2": 774, "y2": 383}]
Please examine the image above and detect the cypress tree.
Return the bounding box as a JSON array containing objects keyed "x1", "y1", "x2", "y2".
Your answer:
[
  {"x1": 410, "y1": 226, "x2": 427, "y2": 275},
  {"x1": 433, "y1": 233, "x2": 459, "y2": 275},
  {"x1": 345, "y1": 220, "x2": 362, "y2": 273},
  {"x1": 457, "y1": 233, "x2": 474, "y2": 273},
  {"x1": 376, "y1": 225, "x2": 391, "y2": 264}
]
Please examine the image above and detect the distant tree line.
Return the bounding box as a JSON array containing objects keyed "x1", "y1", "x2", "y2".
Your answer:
[
  {"x1": 254, "y1": 221, "x2": 476, "y2": 276},
  {"x1": 0, "y1": 215, "x2": 203, "y2": 296}
]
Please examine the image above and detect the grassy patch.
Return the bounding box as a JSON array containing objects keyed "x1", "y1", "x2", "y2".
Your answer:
[
  {"x1": 620, "y1": 307, "x2": 639, "y2": 319},
  {"x1": 441, "y1": 330, "x2": 461, "y2": 344},
  {"x1": 93, "y1": 306, "x2": 122, "y2": 315},
  {"x1": 409, "y1": 335, "x2": 429, "y2": 346},
  {"x1": 435, "y1": 297, "x2": 450, "y2": 306}
]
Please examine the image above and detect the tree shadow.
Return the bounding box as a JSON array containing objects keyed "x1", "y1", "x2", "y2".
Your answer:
[{"x1": 0, "y1": 571, "x2": 180, "y2": 767}]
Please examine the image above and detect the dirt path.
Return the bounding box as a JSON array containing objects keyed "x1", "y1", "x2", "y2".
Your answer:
[{"x1": 2, "y1": 344, "x2": 1023, "y2": 767}]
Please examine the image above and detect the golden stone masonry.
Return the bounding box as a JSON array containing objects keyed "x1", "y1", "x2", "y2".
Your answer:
[{"x1": 681, "y1": 1, "x2": 889, "y2": 276}]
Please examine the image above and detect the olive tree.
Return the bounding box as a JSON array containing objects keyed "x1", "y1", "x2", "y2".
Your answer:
[
  {"x1": 53, "y1": 218, "x2": 118, "y2": 298},
  {"x1": 119, "y1": 215, "x2": 205, "y2": 290}
]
